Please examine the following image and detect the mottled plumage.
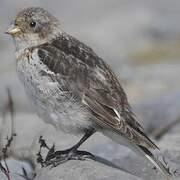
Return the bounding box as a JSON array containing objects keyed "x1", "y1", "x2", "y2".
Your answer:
[
  {"x1": 36, "y1": 33, "x2": 157, "y2": 148},
  {"x1": 7, "y1": 7, "x2": 171, "y2": 179}
]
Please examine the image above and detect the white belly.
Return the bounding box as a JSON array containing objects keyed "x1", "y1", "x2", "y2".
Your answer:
[{"x1": 16, "y1": 49, "x2": 93, "y2": 135}]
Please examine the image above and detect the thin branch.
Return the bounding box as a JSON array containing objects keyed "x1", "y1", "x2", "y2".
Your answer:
[
  {"x1": 150, "y1": 117, "x2": 180, "y2": 140},
  {"x1": 17, "y1": 167, "x2": 35, "y2": 180},
  {"x1": 0, "y1": 88, "x2": 16, "y2": 180},
  {"x1": 6, "y1": 88, "x2": 15, "y2": 137}
]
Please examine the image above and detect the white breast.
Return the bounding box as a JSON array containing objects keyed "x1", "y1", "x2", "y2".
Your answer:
[{"x1": 16, "y1": 48, "x2": 93, "y2": 135}]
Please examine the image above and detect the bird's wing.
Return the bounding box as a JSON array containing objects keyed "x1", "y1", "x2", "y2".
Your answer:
[
  {"x1": 37, "y1": 33, "x2": 157, "y2": 149},
  {"x1": 82, "y1": 67, "x2": 158, "y2": 149}
]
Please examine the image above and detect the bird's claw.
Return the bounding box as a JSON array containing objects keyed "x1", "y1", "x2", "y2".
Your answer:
[
  {"x1": 44, "y1": 150, "x2": 95, "y2": 167},
  {"x1": 36, "y1": 136, "x2": 95, "y2": 168}
]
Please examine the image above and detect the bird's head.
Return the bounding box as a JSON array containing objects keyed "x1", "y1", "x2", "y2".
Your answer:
[{"x1": 6, "y1": 7, "x2": 62, "y2": 50}]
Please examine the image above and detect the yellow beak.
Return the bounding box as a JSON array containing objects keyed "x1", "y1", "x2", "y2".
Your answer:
[{"x1": 6, "y1": 24, "x2": 21, "y2": 36}]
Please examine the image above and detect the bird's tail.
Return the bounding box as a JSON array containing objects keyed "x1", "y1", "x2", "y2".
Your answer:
[
  {"x1": 136, "y1": 145, "x2": 172, "y2": 180},
  {"x1": 102, "y1": 129, "x2": 172, "y2": 180}
]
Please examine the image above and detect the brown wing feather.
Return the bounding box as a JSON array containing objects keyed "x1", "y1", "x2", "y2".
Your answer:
[
  {"x1": 84, "y1": 87, "x2": 158, "y2": 149},
  {"x1": 37, "y1": 33, "x2": 158, "y2": 149}
]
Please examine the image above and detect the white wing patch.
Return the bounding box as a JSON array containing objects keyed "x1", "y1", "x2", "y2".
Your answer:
[
  {"x1": 95, "y1": 67, "x2": 106, "y2": 81},
  {"x1": 113, "y1": 108, "x2": 121, "y2": 123},
  {"x1": 113, "y1": 108, "x2": 121, "y2": 119}
]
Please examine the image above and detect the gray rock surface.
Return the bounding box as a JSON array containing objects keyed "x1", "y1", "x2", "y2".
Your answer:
[
  {"x1": 133, "y1": 90, "x2": 180, "y2": 135},
  {"x1": 0, "y1": 173, "x2": 25, "y2": 180},
  {"x1": 34, "y1": 160, "x2": 141, "y2": 180}
]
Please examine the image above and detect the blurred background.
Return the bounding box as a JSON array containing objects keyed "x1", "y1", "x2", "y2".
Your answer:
[
  {"x1": 0, "y1": 0, "x2": 180, "y2": 179},
  {"x1": 1, "y1": 0, "x2": 180, "y2": 105}
]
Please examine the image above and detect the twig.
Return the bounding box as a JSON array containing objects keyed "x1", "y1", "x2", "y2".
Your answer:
[
  {"x1": 150, "y1": 117, "x2": 180, "y2": 140},
  {"x1": 0, "y1": 161, "x2": 11, "y2": 180},
  {"x1": 7, "y1": 88, "x2": 15, "y2": 138},
  {"x1": 17, "y1": 167, "x2": 35, "y2": 180},
  {"x1": 0, "y1": 88, "x2": 16, "y2": 180}
]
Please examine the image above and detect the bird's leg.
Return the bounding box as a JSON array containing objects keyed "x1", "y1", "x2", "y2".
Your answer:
[{"x1": 44, "y1": 128, "x2": 96, "y2": 166}]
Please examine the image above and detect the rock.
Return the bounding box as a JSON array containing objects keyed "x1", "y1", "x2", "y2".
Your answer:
[
  {"x1": 92, "y1": 142, "x2": 175, "y2": 180},
  {"x1": 0, "y1": 173, "x2": 26, "y2": 180},
  {"x1": 34, "y1": 159, "x2": 141, "y2": 180},
  {"x1": 133, "y1": 90, "x2": 180, "y2": 136}
]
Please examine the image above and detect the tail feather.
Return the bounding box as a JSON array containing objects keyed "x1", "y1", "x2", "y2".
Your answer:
[
  {"x1": 103, "y1": 129, "x2": 172, "y2": 180},
  {"x1": 137, "y1": 145, "x2": 172, "y2": 180}
]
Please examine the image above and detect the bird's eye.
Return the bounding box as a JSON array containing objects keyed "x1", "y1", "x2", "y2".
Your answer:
[{"x1": 29, "y1": 21, "x2": 36, "y2": 28}]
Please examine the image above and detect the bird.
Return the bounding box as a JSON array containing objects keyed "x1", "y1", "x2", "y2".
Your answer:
[{"x1": 6, "y1": 7, "x2": 171, "y2": 179}]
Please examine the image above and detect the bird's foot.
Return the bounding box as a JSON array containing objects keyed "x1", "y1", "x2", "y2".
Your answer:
[
  {"x1": 37, "y1": 136, "x2": 95, "y2": 167},
  {"x1": 44, "y1": 147, "x2": 95, "y2": 167}
]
